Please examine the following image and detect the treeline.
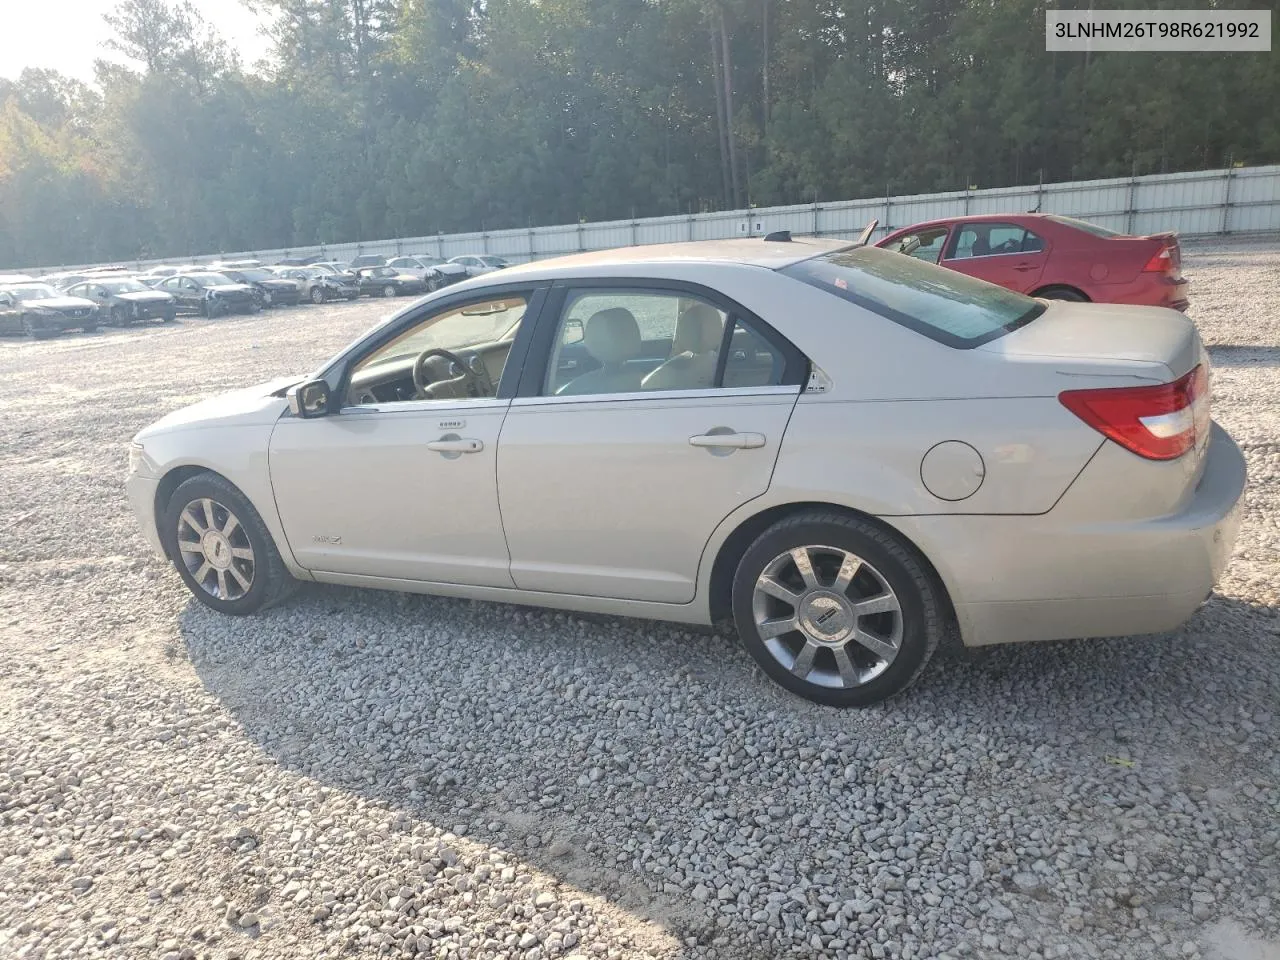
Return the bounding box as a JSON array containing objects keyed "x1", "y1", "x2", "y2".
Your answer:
[{"x1": 2, "y1": 0, "x2": 1277, "y2": 268}]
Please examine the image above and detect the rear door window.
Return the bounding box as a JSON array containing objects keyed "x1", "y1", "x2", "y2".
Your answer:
[{"x1": 782, "y1": 246, "x2": 1044, "y2": 348}]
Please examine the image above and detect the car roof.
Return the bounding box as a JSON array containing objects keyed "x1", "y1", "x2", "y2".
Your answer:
[
  {"x1": 885, "y1": 213, "x2": 1065, "y2": 233},
  {"x1": 488, "y1": 237, "x2": 851, "y2": 282}
]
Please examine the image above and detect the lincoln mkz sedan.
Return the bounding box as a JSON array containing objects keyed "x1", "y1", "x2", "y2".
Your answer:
[{"x1": 126, "y1": 238, "x2": 1245, "y2": 706}]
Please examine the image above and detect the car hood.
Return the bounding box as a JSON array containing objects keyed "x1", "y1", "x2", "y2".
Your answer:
[
  {"x1": 207, "y1": 283, "x2": 256, "y2": 295},
  {"x1": 118, "y1": 291, "x2": 173, "y2": 303},
  {"x1": 135, "y1": 376, "x2": 301, "y2": 440},
  {"x1": 26, "y1": 295, "x2": 97, "y2": 310},
  {"x1": 435, "y1": 263, "x2": 468, "y2": 274}
]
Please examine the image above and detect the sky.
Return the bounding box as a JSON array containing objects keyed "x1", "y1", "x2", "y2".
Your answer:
[{"x1": 1, "y1": 0, "x2": 273, "y2": 83}]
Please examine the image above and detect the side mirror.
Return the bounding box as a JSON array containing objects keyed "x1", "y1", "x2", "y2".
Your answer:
[
  {"x1": 287, "y1": 379, "x2": 332, "y2": 418},
  {"x1": 562, "y1": 318, "x2": 585, "y2": 345}
]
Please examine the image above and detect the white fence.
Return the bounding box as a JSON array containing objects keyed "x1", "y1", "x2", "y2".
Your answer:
[{"x1": 20, "y1": 164, "x2": 1280, "y2": 276}]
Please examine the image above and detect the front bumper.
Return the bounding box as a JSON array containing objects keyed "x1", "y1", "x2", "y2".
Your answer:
[
  {"x1": 894, "y1": 422, "x2": 1246, "y2": 646},
  {"x1": 125, "y1": 472, "x2": 165, "y2": 557}
]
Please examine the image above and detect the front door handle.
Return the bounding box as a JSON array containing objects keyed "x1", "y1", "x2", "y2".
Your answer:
[
  {"x1": 1012, "y1": 262, "x2": 1037, "y2": 272},
  {"x1": 426, "y1": 437, "x2": 484, "y2": 454},
  {"x1": 689, "y1": 432, "x2": 766, "y2": 450}
]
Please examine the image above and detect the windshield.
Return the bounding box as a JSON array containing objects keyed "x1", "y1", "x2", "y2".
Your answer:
[
  {"x1": 782, "y1": 246, "x2": 1044, "y2": 348},
  {"x1": 100, "y1": 279, "x2": 150, "y2": 293},
  {"x1": 1046, "y1": 215, "x2": 1124, "y2": 238},
  {"x1": 480, "y1": 256, "x2": 508, "y2": 267},
  {"x1": 233, "y1": 268, "x2": 274, "y2": 282},
  {"x1": 5, "y1": 284, "x2": 61, "y2": 301}
]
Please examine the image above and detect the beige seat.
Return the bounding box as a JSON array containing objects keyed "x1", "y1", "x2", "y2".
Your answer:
[
  {"x1": 556, "y1": 308, "x2": 647, "y2": 396},
  {"x1": 641, "y1": 302, "x2": 724, "y2": 391}
]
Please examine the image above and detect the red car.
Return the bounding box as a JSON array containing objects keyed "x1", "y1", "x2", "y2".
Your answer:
[{"x1": 876, "y1": 213, "x2": 1189, "y2": 311}]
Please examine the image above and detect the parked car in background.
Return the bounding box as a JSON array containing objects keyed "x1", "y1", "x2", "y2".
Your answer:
[
  {"x1": 876, "y1": 214, "x2": 1188, "y2": 310},
  {"x1": 388, "y1": 254, "x2": 468, "y2": 288},
  {"x1": 0, "y1": 273, "x2": 35, "y2": 285},
  {"x1": 276, "y1": 256, "x2": 325, "y2": 267},
  {"x1": 156, "y1": 272, "x2": 259, "y2": 317},
  {"x1": 65, "y1": 277, "x2": 177, "y2": 324},
  {"x1": 310, "y1": 262, "x2": 355, "y2": 280},
  {"x1": 124, "y1": 237, "x2": 1243, "y2": 708},
  {"x1": 354, "y1": 265, "x2": 427, "y2": 298},
  {"x1": 144, "y1": 266, "x2": 183, "y2": 278},
  {"x1": 448, "y1": 254, "x2": 510, "y2": 277},
  {"x1": 213, "y1": 259, "x2": 263, "y2": 270},
  {"x1": 349, "y1": 254, "x2": 387, "y2": 270},
  {"x1": 272, "y1": 266, "x2": 360, "y2": 304},
  {"x1": 0, "y1": 281, "x2": 99, "y2": 337},
  {"x1": 217, "y1": 268, "x2": 303, "y2": 308}
]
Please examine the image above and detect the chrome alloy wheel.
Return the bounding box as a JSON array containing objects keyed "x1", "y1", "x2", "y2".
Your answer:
[
  {"x1": 175, "y1": 497, "x2": 256, "y2": 600},
  {"x1": 751, "y1": 545, "x2": 903, "y2": 689}
]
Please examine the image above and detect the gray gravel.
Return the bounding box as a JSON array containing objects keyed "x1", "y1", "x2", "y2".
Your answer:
[{"x1": 1, "y1": 243, "x2": 1278, "y2": 960}]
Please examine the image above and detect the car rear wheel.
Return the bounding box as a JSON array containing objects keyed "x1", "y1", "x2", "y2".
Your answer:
[
  {"x1": 732, "y1": 511, "x2": 943, "y2": 707},
  {"x1": 162, "y1": 473, "x2": 292, "y2": 615},
  {"x1": 1035, "y1": 286, "x2": 1089, "y2": 302},
  {"x1": 310, "y1": 286, "x2": 326, "y2": 304},
  {"x1": 382, "y1": 284, "x2": 397, "y2": 298}
]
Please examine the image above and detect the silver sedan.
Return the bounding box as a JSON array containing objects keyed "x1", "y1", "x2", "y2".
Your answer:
[{"x1": 125, "y1": 237, "x2": 1245, "y2": 706}]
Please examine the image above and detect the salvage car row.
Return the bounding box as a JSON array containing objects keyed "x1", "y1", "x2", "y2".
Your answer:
[{"x1": 0, "y1": 253, "x2": 512, "y2": 338}]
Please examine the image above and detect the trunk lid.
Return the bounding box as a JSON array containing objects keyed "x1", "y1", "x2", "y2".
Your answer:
[{"x1": 976, "y1": 301, "x2": 1201, "y2": 381}]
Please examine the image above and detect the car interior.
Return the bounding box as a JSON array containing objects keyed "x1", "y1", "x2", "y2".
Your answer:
[
  {"x1": 346, "y1": 296, "x2": 529, "y2": 405},
  {"x1": 341, "y1": 289, "x2": 787, "y2": 409},
  {"x1": 546, "y1": 293, "x2": 785, "y2": 395}
]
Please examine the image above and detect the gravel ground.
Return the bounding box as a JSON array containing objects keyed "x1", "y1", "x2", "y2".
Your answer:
[{"x1": 0, "y1": 243, "x2": 1277, "y2": 960}]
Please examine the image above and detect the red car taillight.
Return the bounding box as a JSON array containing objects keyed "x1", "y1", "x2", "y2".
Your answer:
[
  {"x1": 1142, "y1": 244, "x2": 1178, "y2": 275},
  {"x1": 1059, "y1": 364, "x2": 1209, "y2": 460}
]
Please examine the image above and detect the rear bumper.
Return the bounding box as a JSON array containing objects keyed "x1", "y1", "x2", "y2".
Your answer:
[
  {"x1": 1097, "y1": 274, "x2": 1190, "y2": 311},
  {"x1": 894, "y1": 422, "x2": 1246, "y2": 646}
]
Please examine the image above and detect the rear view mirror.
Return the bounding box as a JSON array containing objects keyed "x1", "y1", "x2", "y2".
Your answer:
[
  {"x1": 562, "y1": 318, "x2": 584, "y2": 344},
  {"x1": 287, "y1": 379, "x2": 332, "y2": 418}
]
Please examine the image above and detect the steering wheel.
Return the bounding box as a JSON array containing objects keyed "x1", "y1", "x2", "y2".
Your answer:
[{"x1": 412, "y1": 347, "x2": 490, "y2": 399}]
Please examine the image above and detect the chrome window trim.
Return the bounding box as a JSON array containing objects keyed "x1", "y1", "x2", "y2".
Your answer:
[
  {"x1": 337, "y1": 397, "x2": 511, "y2": 416},
  {"x1": 509, "y1": 384, "x2": 800, "y2": 408}
]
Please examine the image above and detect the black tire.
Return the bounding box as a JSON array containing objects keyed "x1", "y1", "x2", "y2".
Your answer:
[
  {"x1": 21, "y1": 315, "x2": 53, "y2": 339},
  {"x1": 310, "y1": 285, "x2": 326, "y2": 304},
  {"x1": 203, "y1": 300, "x2": 220, "y2": 318},
  {"x1": 731, "y1": 511, "x2": 944, "y2": 707},
  {"x1": 82, "y1": 322, "x2": 99, "y2": 333},
  {"x1": 382, "y1": 284, "x2": 397, "y2": 298},
  {"x1": 160, "y1": 311, "x2": 175, "y2": 323},
  {"x1": 1035, "y1": 286, "x2": 1089, "y2": 302},
  {"x1": 162, "y1": 472, "x2": 293, "y2": 616},
  {"x1": 248, "y1": 302, "x2": 262, "y2": 314},
  {"x1": 109, "y1": 305, "x2": 128, "y2": 326},
  {"x1": 426, "y1": 276, "x2": 441, "y2": 292}
]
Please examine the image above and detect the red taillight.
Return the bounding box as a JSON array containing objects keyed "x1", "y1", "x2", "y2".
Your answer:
[
  {"x1": 1059, "y1": 364, "x2": 1209, "y2": 460},
  {"x1": 1142, "y1": 244, "x2": 1178, "y2": 274}
]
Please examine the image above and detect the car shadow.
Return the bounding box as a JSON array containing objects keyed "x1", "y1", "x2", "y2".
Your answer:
[
  {"x1": 179, "y1": 585, "x2": 1280, "y2": 953},
  {"x1": 1205, "y1": 344, "x2": 1280, "y2": 367}
]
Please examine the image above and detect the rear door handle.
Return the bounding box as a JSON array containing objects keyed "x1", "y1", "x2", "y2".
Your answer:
[
  {"x1": 426, "y1": 437, "x2": 484, "y2": 453},
  {"x1": 689, "y1": 432, "x2": 766, "y2": 450}
]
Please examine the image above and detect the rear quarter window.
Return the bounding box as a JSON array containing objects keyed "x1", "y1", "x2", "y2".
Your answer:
[{"x1": 781, "y1": 246, "x2": 1044, "y2": 348}]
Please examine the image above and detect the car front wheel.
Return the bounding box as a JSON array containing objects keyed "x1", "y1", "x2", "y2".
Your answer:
[
  {"x1": 382, "y1": 284, "x2": 397, "y2": 298},
  {"x1": 162, "y1": 473, "x2": 292, "y2": 615},
  {"x1": 310, "y1": 286, "x2": 326, "y2": 304},
  {"x1": 732, "y1": 511, "x2": 943, "y2": 707}
]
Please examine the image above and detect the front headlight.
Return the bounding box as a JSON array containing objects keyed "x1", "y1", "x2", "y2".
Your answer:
[{"x1": 128, "y1": 441, "x2": 146, "y2": 476}]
